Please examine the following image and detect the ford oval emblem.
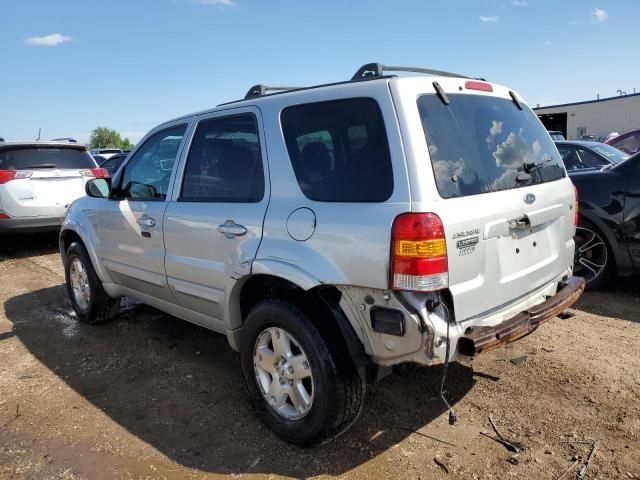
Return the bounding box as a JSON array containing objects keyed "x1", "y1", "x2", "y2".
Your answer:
[{"x1": 524, "y1": 193, "x2": 536, "y2": 205}]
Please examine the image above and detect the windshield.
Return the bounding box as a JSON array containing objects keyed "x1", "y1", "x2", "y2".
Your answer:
[
  {"x1": 418, "y1": 94, "x2": 565, "y2": 199},
  {"x1": 0, "y1": 148, "x2": 97, "y2": 170},
  {"x1": 591, "y1": 143, "x2": 630, "y2": 164}
]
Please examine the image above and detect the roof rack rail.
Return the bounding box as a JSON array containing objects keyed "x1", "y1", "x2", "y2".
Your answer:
[
  {"x1": 244, "y1": 84, "x2": 303, "y2": 100},
  {"x1": 351, "y1": 63, "x2": 471, "y2": 81}
]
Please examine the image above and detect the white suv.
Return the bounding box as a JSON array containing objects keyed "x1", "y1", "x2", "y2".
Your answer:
[
  {"x1": 0, "y1": 141, "x2": 108, "y2": 232},
  {"x1": 60, "y1": 63, "x2": 585, "y2": 445}
]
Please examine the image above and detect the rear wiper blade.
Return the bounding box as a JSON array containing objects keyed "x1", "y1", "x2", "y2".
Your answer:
[
  {"x1": 24, "y1": 163, "x2": 57, "y2": 169},
  {"x1": 523, "y1": 158, "x2": 554, "y2": 174}
]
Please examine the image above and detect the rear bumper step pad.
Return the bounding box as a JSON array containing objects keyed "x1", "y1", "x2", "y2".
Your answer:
[{"x1": 458, "y1": 276, "x2": 586, "y2": 356}]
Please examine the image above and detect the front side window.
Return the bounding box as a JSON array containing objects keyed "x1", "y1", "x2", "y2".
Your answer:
[
  {"x1": 281, "y1": 98, "x2": 393, "y2": 202},
  {"x1": 180, "y1": 114, "x2": 264, "y2": 202},
  {"x1": 575, "y1": 147, "x2": 608, "y2": 169},
  {"x1": 418, "y1": 94, "x2": 565, "y2": 198},
  {"x1": 121, "y1": 124, "x2": 187, "y2": 200}
]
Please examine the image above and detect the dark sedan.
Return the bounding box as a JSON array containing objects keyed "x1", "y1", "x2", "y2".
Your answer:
[
  {"x1": 556, "y1": 141, "x2": 629, "y2": 171},
  {"x1": 569, "y1": 151, "x2": 640, "y2": 288},
  {"x1": 96, "y1": 152, "x2": 128, "y2": 176}
]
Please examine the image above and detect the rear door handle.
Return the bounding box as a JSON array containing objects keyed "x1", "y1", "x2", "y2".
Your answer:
[
  {"x1": 217, "y1": 220, "x2": 247, "y2": 238},
  {"x1": 138, "y1": 217, "x2": 156, "y2": 228}
]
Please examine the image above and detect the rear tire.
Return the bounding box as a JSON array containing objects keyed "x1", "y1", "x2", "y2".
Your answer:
[
  {"x1": 240, "y1": 299, "x2": 365, "y2": 446},
  {"x1": 64, "y1": 242, "x2": 120, "y2": 324},
  {"x1": 574, "y1": 220, "x2": 614, "y2": 290}
]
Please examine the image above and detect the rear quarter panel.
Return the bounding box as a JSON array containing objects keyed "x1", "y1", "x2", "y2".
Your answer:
[{"x1": 254, "y1": 80, "x2": 411, "y2": 290}]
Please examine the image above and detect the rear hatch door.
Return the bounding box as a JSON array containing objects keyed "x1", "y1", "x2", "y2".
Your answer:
[{"x1": 392, "y1": 78, "x2": 575, "y2": 322}]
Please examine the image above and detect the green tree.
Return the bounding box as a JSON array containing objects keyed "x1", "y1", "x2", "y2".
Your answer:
[
  {"x1": 120, "y1": 137, "x2": 134, "y2": 151},
  {"x1": 88, "y1": 127, "x2": 121, "y2": 149},
  {"x1": 88, "y1": 127, "x2": 135, "y2": 150}
]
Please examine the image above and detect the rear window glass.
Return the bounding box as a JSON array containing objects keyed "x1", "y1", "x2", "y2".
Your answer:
[
  {"x1": 418, "y1": 94, "x2": 565, "y2": 199},
  {"x1": 0, "y1": 148, "x2": 97, "y2": 170},
  {"x1": 281, "y1": 98, "x2": 393, "y2": 202}
]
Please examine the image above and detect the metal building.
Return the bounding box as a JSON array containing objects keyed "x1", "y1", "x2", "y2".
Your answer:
[{"x1": 533, "y1": 93, "x2": 640, "y2": 140}]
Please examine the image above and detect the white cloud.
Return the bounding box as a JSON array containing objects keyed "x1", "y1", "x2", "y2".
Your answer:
[
  {"x1": 25, "y1": 33, "x2": 71, "y2": 47},
  {"x1": 544, "y1": 40, "x2": 552, "y2": 47},
  {"x1": 591, "y1": 8, "x2": 608, "y2": 22},
  {"x1": 512, "y1": 0, "x2": 527, "y2": 6},
  {"x1": 479, "y1": 15, "x2": 499, "y2": 23},
  {"x1": 196, "y1": 0, "x2": 235, "y2": 5},
  {"x1": 486, "y1": 120, "x2": 503, "y2": 145}
]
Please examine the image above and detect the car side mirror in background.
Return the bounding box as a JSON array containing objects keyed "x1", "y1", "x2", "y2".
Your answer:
[{"x1": 85, "y1": 178, "x2": 111, "y2": 198}]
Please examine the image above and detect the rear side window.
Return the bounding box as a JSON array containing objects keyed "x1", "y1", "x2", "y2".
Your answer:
[
  {"x1": 418, "y1": 94, "x2": 565, "y2": 199},
  {"x1": 281, "y1": 98, "x2": 393, "y2": 202},
  {"x1": 0, "y1": 148, "x2": 96, "y2": 170},
  {"x1": 180, "y1": 114, "x2": 264, "y2": 202}
]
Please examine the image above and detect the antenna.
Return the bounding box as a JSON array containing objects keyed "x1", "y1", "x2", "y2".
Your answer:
[{"x1": 36, "y1": 128, "x2": 42, "y2": 141}]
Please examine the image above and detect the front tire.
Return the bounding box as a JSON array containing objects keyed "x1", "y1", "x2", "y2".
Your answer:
[
  {"x1": 240, "y1": 299, "x2": 365, "y2": 446},
  {"x1": 64, "y1": 242, "x2": 120, "y2": 324}
]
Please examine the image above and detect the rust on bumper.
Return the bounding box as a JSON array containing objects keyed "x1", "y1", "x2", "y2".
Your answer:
[{"x1": 458, "y1": 276, "x2": 586, "y2": 356}]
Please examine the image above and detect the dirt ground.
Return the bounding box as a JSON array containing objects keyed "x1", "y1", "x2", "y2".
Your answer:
[{"x1": 0, "y1": 233, "x2": 639, "y2": 480}]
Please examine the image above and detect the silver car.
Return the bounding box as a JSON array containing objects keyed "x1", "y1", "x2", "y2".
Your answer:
[{"x1": 60, "y1": 63, "x2": 585, "y2": 445}]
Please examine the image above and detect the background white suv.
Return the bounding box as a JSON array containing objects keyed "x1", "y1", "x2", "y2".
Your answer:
[{"x1": 0, "y1": 141, "x2": 108, "y2": 233}]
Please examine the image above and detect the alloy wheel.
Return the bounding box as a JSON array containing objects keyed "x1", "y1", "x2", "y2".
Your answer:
[
  {"x1": 253, "y1": 327, "x2": 314, "y2": 421},
  {"x1": 69, "y1": 257, "x2": 91, "y2": 311},
  {"x1": 574, "y1": 226, "x2": 608, "y2": 283}
]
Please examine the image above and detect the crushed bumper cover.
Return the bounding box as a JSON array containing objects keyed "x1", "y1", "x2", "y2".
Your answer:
[{"x1": 458, "y1": 276, "x2": 586, "y2": 356}]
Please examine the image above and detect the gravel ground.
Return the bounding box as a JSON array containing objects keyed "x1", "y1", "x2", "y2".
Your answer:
[{"x1": 0, "y1": 232, "x2": 639, "y2": 480}]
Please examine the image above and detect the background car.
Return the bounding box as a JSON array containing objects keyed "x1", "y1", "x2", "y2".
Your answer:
[
  {"x1": 579, "y1": 134, "x2": 600, "y2": 142},
  {"x1": 556, "y1": 140, "x2": 629, "y2": 171},
  {"x1": 547, "y1": 130, "x2": 565, "y2": 141},
  {"x1": 605, "y1": 128, "x2": 640, "y2": 155},
  {"x1": 90, "y1": 148, "x2": 123, "y2": 160},
  {"x1": 97, "y1": 152, "x2": 128, "y2": 176},
  {"x1": 569, "y1": 151, "x2": 640, "y2": 288},
  {"x1": 0, "y1": 141, "x2": 108, "y2": 233}
]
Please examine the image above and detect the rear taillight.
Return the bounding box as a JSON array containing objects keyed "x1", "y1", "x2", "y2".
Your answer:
[
  {"x1": 390, "y1": 213, "x2": 449, "y2": 291},
  {"x1": 465, "y1": 80, "x2": 493, "y2": 92},
  {"x1": 573, "y1": 185, "x2": 579, "y2": 229},
  {"x1": 80, "y1": 168, "x2": 110, "y2": 178},
  {"x1": 0, "y1": 212, "x2": 10, "y2": 220},
  {"x1": 0, "y1": 170, "x2": 32, "y2": 184}
]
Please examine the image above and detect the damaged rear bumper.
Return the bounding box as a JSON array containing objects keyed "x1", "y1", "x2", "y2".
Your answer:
[{"x1": 457, "y1": 276, "x2": 585, "y2": 356}]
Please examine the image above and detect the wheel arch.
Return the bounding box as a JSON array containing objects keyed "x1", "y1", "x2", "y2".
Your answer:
[
  {"x1": 578, "y1": 211, "x2": 632, "y2": 275},
  {"x1": 226, "y1": 272, "x2": 375, "y2": 382},
  {"x1": 59, "y1": 225, "x2": 111, "y2": 283}
]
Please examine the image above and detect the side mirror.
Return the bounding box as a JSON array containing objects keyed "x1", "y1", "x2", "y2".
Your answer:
[{"x1": 85, "y1": 178, "x2": 111, "y2": 198}]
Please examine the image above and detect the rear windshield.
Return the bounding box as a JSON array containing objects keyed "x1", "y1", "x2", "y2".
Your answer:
[
  {"x1": 418, "y1": 94, "x2": 565, "y2": 199},
  {"x1": 590, "y1": 143, "x2": 630, "y2": 164},
  {"x1": 0, "y1": 148, "x2": 97, "y2": 170}
]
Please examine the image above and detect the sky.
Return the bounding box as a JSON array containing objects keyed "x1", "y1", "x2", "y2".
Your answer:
[{"x1": 1, "y1": 0, "x2": 639, "y2": 144}]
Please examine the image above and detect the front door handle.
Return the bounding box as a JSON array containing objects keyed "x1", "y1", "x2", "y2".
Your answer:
[{"x1": 217, "y1": 220, "x2": 247, "y2": 238}]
